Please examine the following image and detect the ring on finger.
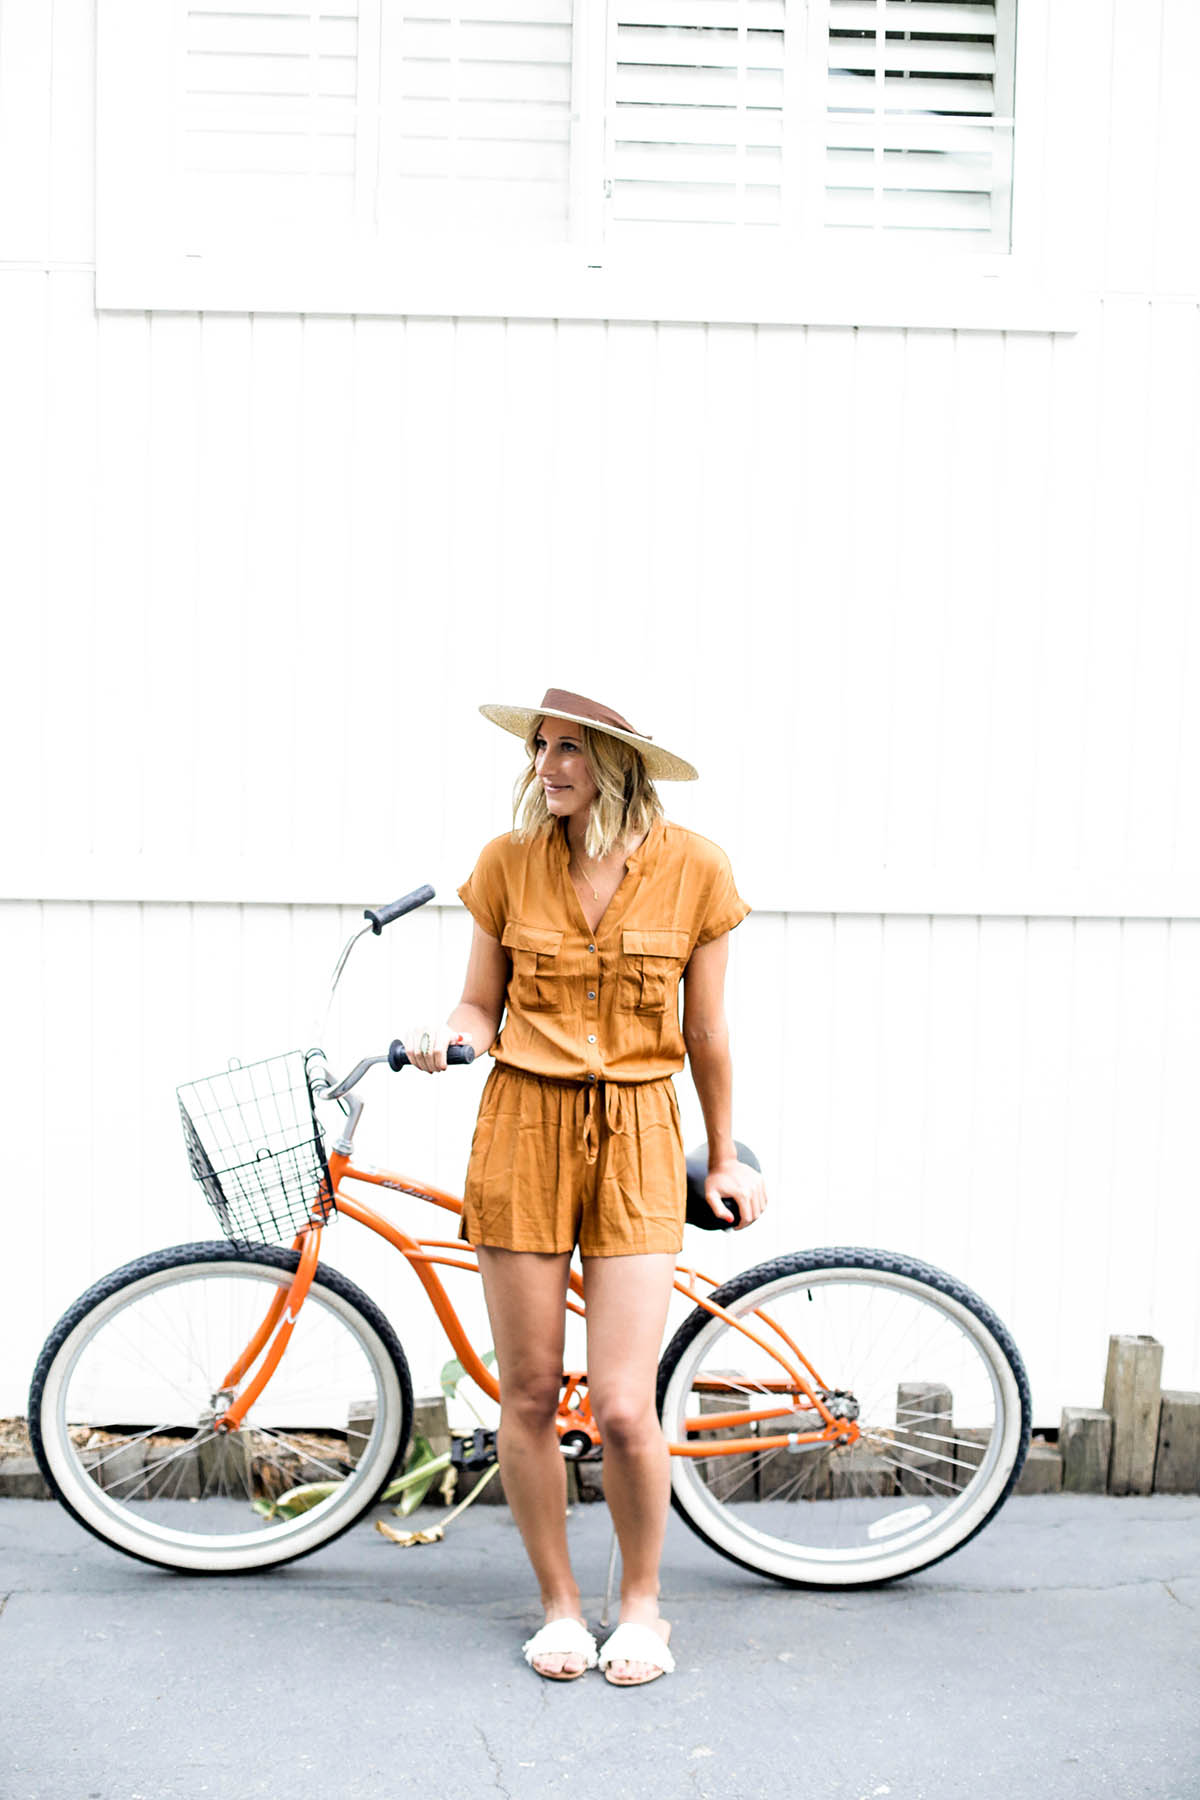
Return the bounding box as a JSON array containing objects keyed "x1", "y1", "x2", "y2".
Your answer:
[{"x1": 419, "y1": 1031, "x2": 432, "y2": 1056}]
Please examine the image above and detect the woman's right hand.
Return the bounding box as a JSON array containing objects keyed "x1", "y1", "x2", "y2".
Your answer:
[{"x1": 401, "y1": 1022, "x2": 472, "y2": 1074}]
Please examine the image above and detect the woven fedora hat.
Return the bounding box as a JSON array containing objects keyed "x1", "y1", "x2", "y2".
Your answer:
[{"x1": 480, "y1": 687, "x2": 698, "y2": 782}]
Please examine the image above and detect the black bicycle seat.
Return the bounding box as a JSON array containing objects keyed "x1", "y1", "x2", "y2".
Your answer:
[{"x1": 684, "y1": 1140, "x2": 761, "y2": 1231}]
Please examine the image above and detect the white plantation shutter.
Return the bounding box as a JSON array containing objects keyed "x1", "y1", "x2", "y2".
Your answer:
[
  {"x1": 601, "y1": 0, "x2": 1014, "y2": 249},
  {"x1": 98, "y1": 0, "x2": 1032, "y2": 315},
  {"x1": 181, "y1": 1, "x2": 367, "y2": 239},
  {"x1": 823, "y1": 0, "x2": 1016, "y2": 247},
  {"x1": 604, "y1": 1, "x2": 799, "y2": 231},
  {"x1": 377, "y1": 3, "x2": 576, "y2": 242},
  {"x1": 177, "y1": 1, "x2": 575, "y2": 247}
]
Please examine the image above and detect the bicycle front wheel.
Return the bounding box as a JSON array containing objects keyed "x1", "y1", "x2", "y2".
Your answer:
[
  {"x1": 29, "y1": 1241, "x2": 413, "y2": 1573},
  {"x1": 658, "y1": 1247, "x2": 1031, "y2": 1588}
]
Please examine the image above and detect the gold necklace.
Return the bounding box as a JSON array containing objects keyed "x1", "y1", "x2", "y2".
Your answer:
[
  {"x1": 568, "y1": 831, "x2": 643, "y2": 900},
  {"x1": 569, "y1": 850, "x2": 601, "y2": 901}
]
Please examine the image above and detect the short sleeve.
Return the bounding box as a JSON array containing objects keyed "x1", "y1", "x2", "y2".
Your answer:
[
  {"x1": 694, "y1": 849, "x2": 751, "y2": 946},
  {"x1": 457, "y1": 838, "x2": 507, "y2": 940}
]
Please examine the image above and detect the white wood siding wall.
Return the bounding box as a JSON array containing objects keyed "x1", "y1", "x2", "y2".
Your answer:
[{"x1": 3, "y1": 1, "x2": 1199, "y2": 1422}]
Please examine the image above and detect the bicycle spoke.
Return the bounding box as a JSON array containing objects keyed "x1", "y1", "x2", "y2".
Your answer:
[
  {"x1": 248, "y1": 1425, "x2": 351, "y2": 1482},
  {"x1": 114, "y1": 1432, "x2": 223, "y2": 1504},
  {"x1": 85, "y1": 1423, "x2": 178, "y2": 1471}
]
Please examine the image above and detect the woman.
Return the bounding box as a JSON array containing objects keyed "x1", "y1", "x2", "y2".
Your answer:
[{"x1": 404, "y1": 687, "x2": 766, "y2": 1686}]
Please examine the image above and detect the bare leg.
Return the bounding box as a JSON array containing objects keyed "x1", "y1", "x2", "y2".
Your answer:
[
  {"x1": 582, "y1": 1251, "x2": 677, "y2": 1684},
  {"x1": 475, "y1": 1247, "x2": 585, "y2": 1676}
]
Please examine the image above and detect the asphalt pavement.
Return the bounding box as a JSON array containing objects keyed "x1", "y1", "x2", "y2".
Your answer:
[{"x1": 2, "y1": 1493, "x2": 1198, "y2": 1800}]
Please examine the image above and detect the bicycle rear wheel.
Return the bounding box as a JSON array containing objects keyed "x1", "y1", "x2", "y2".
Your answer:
[
  {"x1": 657, "y1": 1247, "x2": 1030, "y2": 1587},
  {"x1": 29, "y1": 1241, "x2": 412, "y2": 1572}
]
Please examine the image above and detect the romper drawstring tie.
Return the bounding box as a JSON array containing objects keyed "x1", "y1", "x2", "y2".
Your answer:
[{"x1": 581, "y1": 1081, "x2": 625, "y2": 1166}]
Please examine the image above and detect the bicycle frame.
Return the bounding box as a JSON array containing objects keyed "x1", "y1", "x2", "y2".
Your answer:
[{"x1": 214, "y1": 1148, "x2": 860, "y2": 1462}]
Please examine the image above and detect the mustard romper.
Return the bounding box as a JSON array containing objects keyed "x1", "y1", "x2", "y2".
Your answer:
[{"x1": 456, "y1": 816, "x2": 750, "y2": 1257}]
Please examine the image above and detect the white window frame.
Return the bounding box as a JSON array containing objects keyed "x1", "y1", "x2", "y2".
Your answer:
[{"x1": 95, "y1": 0, "x2": 1077, "y2": 333}]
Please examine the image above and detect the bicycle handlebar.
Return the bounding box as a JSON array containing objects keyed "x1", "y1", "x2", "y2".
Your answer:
[
  {"x1": 364, "y1": 885, "x2": 436, "y2": 934},
  {"x1": 388, "y1": 1040, "x2": 475, "y2": 1071},
  {"x1": 317, "y1": 1039, "x2": 475, "y2": 1102}
]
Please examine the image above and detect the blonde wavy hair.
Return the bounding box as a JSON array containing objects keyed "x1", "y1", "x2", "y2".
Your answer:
[{"x1": 511, "y1": 718, "x2": 664, "y2": 860}]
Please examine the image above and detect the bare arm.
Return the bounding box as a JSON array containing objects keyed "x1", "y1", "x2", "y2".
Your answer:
[
  {"x1": 447, "y1": 921, "x2": 507, "y2": 1051},
  {"x1": 406, "y1": 921, "x2": 507, "y2": 1073},
  {"x1": 682, "y1": 933, "x2": 767, "y2": 1228}
]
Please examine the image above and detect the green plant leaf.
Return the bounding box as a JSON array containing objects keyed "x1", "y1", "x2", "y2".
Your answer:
[
  {"x1": 267, "y1": 1479, "x2": 341, "y2": 1518},
  {"x1": 439, "y1": 1358, "x2": 466, "y2": 1399},
  {"x1": 380, "y1": 1447, "x2": 450, "y2": 1506},
  {"x1": 439, "y1": 1350, "x2": 497, "y2": 1398},
  {"x1": 397, "y1": 1435, "x2": 439, "y2": 1516}
]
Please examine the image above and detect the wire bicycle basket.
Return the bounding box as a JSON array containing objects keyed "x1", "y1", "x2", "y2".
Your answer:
[{"x1": 177, "y1": 1049, "x2": 337, "y2": 1246}]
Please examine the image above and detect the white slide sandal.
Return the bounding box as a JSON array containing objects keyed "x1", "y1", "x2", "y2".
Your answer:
[
  {"x1": 521, "y1": 1618, "x2": 600, "y2": 1681},
  {"x1": 597, "y1": 1621, "x2": 675, "y2": 1686}
]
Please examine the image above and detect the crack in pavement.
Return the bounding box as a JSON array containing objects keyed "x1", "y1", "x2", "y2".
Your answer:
[
  {"x1": 871, "y1": 1573, "x2": 1200, "y2": 1600},
  {"x1": 658, "y1": 1573, "x2": 1200, "y2": 1605},
  {"x1": 687, "y1": 1762, "x2": 721, "y2": 1800},
  {"x1": 996, "y1": 1508, "x2": 1200, "y2": 1528},
  {"x1": 7, "y1": 1574, "x2": 1199, "y2": 1618},
  {"x1": 0, "y1": 1582, "x2": 538, "y2": 1622},
  {"x1": 474, "y1": 1724, "x2": 513, "y2": 1800}
]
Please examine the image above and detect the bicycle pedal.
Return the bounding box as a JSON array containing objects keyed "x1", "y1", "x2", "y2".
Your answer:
[{"x1": 452, "y1": 1427, "x2": 498, "y2": 1472}]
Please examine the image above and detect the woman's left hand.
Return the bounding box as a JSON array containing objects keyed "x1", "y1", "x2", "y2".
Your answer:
[{"x1": 704, "y1": 1159, "x2": 768, "y2": 1230}]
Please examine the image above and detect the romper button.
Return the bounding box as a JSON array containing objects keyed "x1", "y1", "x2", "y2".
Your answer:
[
  {"x1": 587, "y1": 1073, "x2": 596, "y2": 1083},
  {"x1": 587, "y1": 990, "x2": 596, "y2": 1000},
  {"x1": 587, "y1": 943, "x2": 596, "y2": 953},
  {"x1": 587, "y1": 1034, "x2": 596, "y2": 1044}
]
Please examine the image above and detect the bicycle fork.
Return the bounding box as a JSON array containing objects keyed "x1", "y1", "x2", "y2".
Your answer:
[{"x1": 212, "y1": 1228, "x2": 323, "y2": 1433}]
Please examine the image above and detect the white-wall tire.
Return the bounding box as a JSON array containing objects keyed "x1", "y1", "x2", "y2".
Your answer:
[
  {"x1": 657, "y1": 1247, "x2": 1031, "y2": 1588},
  {"x1": 29, "y1": 1241, "x2": 412, "y2": 1573}
]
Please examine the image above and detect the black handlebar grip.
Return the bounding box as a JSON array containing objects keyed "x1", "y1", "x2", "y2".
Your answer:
[
  {"x1": 388, "y1": 1039, "x2": 476, "y2": 1071},
  {"x1": 364, "y1": 885, "x2": 436, "y2": 935}
]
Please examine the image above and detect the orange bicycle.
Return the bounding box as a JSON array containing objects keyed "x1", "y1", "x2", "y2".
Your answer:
[{"x1": 29, "y1": 888, "x2": 1031, "y2": 1583}]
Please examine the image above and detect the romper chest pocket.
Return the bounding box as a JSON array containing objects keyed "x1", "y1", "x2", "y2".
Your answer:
[
  {"x1": 618, "y1": 928, "x2": 690, "y2": 1015},
  {"x1": 501, "y1": 921, "x2": 565, "y2": 1013}
]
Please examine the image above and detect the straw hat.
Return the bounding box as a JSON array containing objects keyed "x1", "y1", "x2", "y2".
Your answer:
[{"x1": 479, "y1": 687, "x2": 698, "y2": 782}]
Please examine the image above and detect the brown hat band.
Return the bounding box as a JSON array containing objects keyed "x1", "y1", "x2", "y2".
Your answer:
[{"x1": 538, "y1": 688, "x2": 653, "y2": 742}]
